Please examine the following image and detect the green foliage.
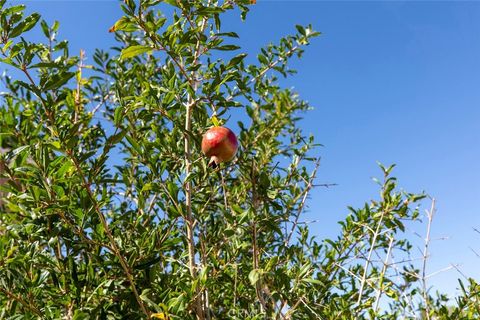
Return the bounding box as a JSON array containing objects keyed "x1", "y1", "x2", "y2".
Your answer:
[{"x1": 0, "y1": 1, "x2": 478, "y2": 319}]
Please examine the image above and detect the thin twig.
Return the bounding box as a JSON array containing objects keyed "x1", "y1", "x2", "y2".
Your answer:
[
  {"x1": 285, "y1": 158, "x2": 321, "y2": 247},
  {"x1": 283, "y1": 295, "x2": 304, "y2": 319},
  {"x1": 226, "y1": 45, "x2": 300, "y2": 102},
  {"x1": 356, "y1": 208, "x2": 388, "y2": 306},
  {"x1": 421, "y1": 199, "x2": 435, "y2": 320},
  {"x1": 374, "y1": 235, "x2": 394, "y2": 313},
  {"x1": 220, "y1": 170, "x2": 229, "y2": 211},
  {"x1": 251, "y1": 160, "x2": 268, "y2": 313},
  {"x1": 470, "y1": 247, "x2": 480, "y2": 259},
  {"x1": 387, "y1": 254, "x2": 419, "y2": 318},
  {"x1": 74, "y1": 49, "x2": 85, "y2": 123},
  {"x1": 450, "y1": 263, "x2": 468, "y2": 280},
  {"x1": 0, "y1": 287, "x2": 42, "y2": 316},
  {"x1": 135, "y1": 15, "x2": 195, "y2": 91},
  {"x1": 425, "y1": 265, "x2": 455, "y2": 280},
  {"x1": 91, "y1": 91, "x2": 114, "y2": 116}
]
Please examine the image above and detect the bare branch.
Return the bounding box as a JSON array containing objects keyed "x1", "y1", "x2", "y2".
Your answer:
[
  {"x1": 285, "y1": 158, "x2": 321, "y2": 247},
  {"x1": 421, "y1": 198, "x2": 435, "y2": 320},
  {"x1": 374, "y1": 235, "x2": 394, "y2": 313}
]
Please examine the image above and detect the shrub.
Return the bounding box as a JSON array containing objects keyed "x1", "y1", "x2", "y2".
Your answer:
[{"x1": 0, "y1": 1, "x2": 478, "y2": 319}]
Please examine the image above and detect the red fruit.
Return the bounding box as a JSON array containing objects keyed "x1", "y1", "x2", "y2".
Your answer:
[{"x1": 201, "y1": 126, "x2": 238, "y2": 167}]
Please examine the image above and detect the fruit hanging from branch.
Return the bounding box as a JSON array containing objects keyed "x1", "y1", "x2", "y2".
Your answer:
[{"x1": 201, "y1": 126, "x2": 239, "y2": 168}]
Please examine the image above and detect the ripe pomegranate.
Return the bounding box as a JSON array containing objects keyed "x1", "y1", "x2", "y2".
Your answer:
[{"x1": 201, "y1": 126, "x2": 238, "y2": 168}]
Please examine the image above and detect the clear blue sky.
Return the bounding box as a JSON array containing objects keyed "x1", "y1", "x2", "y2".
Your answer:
[{"x1": 12, "y1": 0, "x2": 480, "y2": 297}]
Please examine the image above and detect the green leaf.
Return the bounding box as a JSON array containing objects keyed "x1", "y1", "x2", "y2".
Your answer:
[
  {"x1": 120, "y1": 45, "x2": 152, "y2": 60},
  {"x1": 135, "y1": 255, "x2": 162, "y2": 270},
  {"x1": 8, "y1": 12, "x2": 23, "y2": 26},
  {"x1": 248, "y1": 269, "x2": 263, "y2": 286},
  {"x1": 29, "y1": 62, "x2": 60, "y2": 69},
  {"x1": 124, "y1": 0, "x2": 136, "y2": 11},
  {"x1": 3, "y1": 4, "x2": 25, "y2": 15},
  {"x1": 214, "y1": 45, "x2": 240, "y2": 51},
  {"x1": 114, "y1": 106, "x2": 124, "y2": 126},
  {"x1": 42, "y1": 71, "x2": 75, "y2": 91},
  {"x1": 258, "y1": 54, "x2": 268, "y2": 65},
  {"x1": 7, "y1": 145, "x2": 30, "y2": 161},
  {"x1": 295, "y1": 25, "x2": 306, "y2": 36},
  {"x1": 163, "y1": 0, "x2": 181, "y2": 7},
  {"x1": 125, "y1": 134, "x2": 142, "y2": 154},
  {"x1": 140, "y1": 289, "x2": 162, "y2": 312},
  {"x1": 217, "y1": 32, "x2": 239, "y2": 38},
  {"x1": 72, "y1": 310, "x2": 89, "y2": 320},
  {"x1": 2, "y1": 39, "x2": 13, "y2": 54},
  {"x1": 106, "y1": 130, "x2": 126, "y2": 145},
  {"x1": 9, "y1": 13, "x2": 41, "y2": 38},
  {"x1": 0, "y1": 57, "x2": 19, "y2": 68},
  {"x1": 40, "y1": 20, "x2": 49, "y2": 38},
  {"x1": 52, "y1": 20, "x2": 60, "y2": 32},
  {"x1": 224, "y1": 228, "x2": 235, "y2": 237},
  {"x1": 302, "y1": 277, "x2": 323, "y2": 285},
  {"x1": 109, "y1": 16, "x2": 137, "y2": 33},
  {"x1": 227, "y1": 53, "x2": 247, "y2": 69},
  {"x1": 211, "y1": 116, "x2": 220, "y2": 127},
  {"x1": 16, "y1": 80, "x2": 41, "y2": 96},
  {"x1": 196, "y1": 7, "x2": 225, "y2": 15}
]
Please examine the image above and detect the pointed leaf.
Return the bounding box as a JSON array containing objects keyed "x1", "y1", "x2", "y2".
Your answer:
[
  {"x1": 120, "y1": 45, "x2": 152, "y2": 60},
  {"x1": 9, "y1": 13, "x2": 40, "y2": 38}
]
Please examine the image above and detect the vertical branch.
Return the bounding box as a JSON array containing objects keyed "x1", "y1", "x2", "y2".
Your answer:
[
  {"x1": 74, "y1": 49, "x2": 85, "y2": 123},
  {"x1": 251, "y1": 160, "x2": 268, "y2": 313},
  {"x1": 356, "y1": 211, "x2": 386, "y2": 306},
  {"x1": 138, "y1": 2, "x2": 204, "y2": 315},
  {"x1": 285, "y1": 158, "x2": 320, "y2": 247},
  {"x1": 139, "y1": 3, "x2": 206, "y2": 315},
  {"x1": 184, "y1": 101, "x2": 203, "y2": 319},
  {"x1": 373, "y1": 235, "x2": 394, "y2": 313},
  {"x1": 200, "y1": 228, "x2": 211, "y2": 320},
  {"x1": 233, "y1": 263, "x2": 238, "y2": 309},
  {"x1": 220, "y1": 170, "x2": 229, "y2": 210},
  {"x1": 252, "y1": 220, "x2": 267, "y2": 312},
  {"x1": 182, "y1": 3, "x2": 212, "y2": 318},
  {"x1": 421, "y1": 198, "x2": 435, "y2": 320}
]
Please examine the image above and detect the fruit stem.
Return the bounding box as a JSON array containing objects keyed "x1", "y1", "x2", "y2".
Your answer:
[{"x1": 208, "y1": 156, "x2": 219, "y2": 168}]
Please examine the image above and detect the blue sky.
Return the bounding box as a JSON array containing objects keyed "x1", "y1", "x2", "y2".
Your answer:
[{"x1": 12, "y1": 0, "x2": 480, "y2": 297}]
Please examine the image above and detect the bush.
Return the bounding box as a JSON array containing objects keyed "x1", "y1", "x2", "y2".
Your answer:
[{"x1": 0, "y1": 1, "x2": 478, "y2": 319}]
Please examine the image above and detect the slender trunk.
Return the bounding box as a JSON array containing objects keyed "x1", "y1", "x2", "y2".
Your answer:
[{"x1": 185, "y1": 100, "x2": 204, "y2": 319}]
